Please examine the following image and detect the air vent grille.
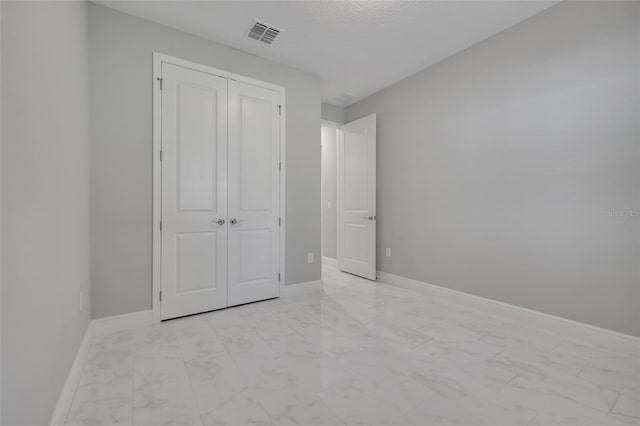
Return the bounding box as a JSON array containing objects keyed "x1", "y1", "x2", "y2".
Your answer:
[
  {"x1": 248, "y1": 22, "x2": 268, "y2": 41},
  {"x1": 261, "y1": 27, "x2": 280, "y2": 44},
  {"x1": 247, "y1": 20, "x2": 282, "y2": 45}
]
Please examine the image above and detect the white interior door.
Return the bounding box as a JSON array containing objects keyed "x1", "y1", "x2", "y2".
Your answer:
[
  {"x1": 160, "y1": 63, "x2": 228, "y2": 320},
  {"x1": 227, "y1": 80, "x2": 281, "y2": 306},
  {"x1": 337, "y1": 114, "x2": 376, "y2": 280}
]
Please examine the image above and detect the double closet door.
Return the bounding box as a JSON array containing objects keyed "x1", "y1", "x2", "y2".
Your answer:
[{"x1": 160, "y1": 62, "x2": 281, "y2": 320}]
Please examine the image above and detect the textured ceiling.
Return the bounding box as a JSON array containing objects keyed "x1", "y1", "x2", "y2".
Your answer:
[{"x1": 94, "y1": 0, "x2": 559, "y2": 106}]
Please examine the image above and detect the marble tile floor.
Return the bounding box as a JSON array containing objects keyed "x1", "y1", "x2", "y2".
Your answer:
[{"x1": 65, "y1": 263, "x2": 639, "y2": 426}]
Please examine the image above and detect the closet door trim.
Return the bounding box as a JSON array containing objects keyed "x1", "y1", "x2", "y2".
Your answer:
[{"x1": 152, "y1": 52, "x2": 286, "y2": 324}]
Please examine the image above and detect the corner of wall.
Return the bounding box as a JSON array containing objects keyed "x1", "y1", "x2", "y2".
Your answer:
[{"x1": 321, "y1": 103, "x2": 345, "y2": 124}]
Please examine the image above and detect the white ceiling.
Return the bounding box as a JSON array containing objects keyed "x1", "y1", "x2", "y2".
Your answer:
[{"x1": 95, "y1": 0, "x2": 559, "y2": 106}]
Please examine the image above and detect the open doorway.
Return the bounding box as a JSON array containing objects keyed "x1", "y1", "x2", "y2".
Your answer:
[
  {"x1": 321, "y1": 115, "x2": 377, "y2": 280},
  {"x1": 321, "y1": 121, "x2": 341, "y2": 278}
]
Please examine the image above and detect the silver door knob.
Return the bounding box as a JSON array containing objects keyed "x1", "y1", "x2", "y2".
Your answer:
[
  {"x1": 213, "y1": 218, "x2": 225, "y2": 225},
  {"x1": 362, "y1": 216, "x2": 374, "y2": 221},
  {"x1": 230, "y1": 218, "x2": 244, "y2": 225}
]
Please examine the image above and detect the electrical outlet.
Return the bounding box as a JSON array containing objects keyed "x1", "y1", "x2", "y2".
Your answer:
[
  {"x1": 386, "y1": 248, "x2": 391, "y2": 257},
  {"x1": 79, "y1": 290, "x2": 84, "y2": 312},
  {"x1": 327, "y1": 201, "x2": 331, "y2": 209},
  {"x1": 307, "y1": 253, "x2": 314, "y2": 263}
]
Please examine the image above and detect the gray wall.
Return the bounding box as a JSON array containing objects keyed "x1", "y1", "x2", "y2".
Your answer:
[
  {"x1": 321, "y1": 103, "x2": 345, "y2": 124},
  {"x1": 1, "y1": 1, "x2": 91, "y2": 424},
  {"x1": 89, "y1": 4, "x2": 321, "y2": 319},
  {"x1": 346, "y1": 1, "x2": 640, "y2": 336},
  {"x1": 321, "y1": 126, "x2": 338, "y2": 259}
]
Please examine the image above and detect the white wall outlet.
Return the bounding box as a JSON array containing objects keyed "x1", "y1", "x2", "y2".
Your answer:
[
  {"x1": 79, "y1": 290, "x2": 84, "y2": 312},
  {"x1": 327, "y1": 201, "x2": 331, "y2": 209},
  {"x1": 307, "y1": 252, "x2": 314, "y2": 263},
  {"x1": 386, "y1": 248, "x2": 391, "y2": 257}
]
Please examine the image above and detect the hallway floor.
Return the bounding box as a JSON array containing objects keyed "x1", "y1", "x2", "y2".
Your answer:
[{"x1": 66, "y1": 263, "x2": 639, "y2": 426}]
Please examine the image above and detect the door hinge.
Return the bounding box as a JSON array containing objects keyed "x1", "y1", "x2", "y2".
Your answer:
[
  {"x1": 159, "y1": 220, "x2": 162, "y2": 231},
  {"x1": 159, "y1": 291, "x2": 162, "y2": 302},
  {"x1": 279, "y1": 162, "x2": 282, "y2": 171},
  {"x1": 278, "y1": 273, "x2": 281, "y2": 282},
  {"x1": 278, "y1": 217, "x2": 281, "y2": 226},
  {"x1": 157, "y1": 77, "x2": 163, "y2": 90},
  {"x1": 278, "y1": 105, "x2": 282, "y2": 116},
  {"x1": 159, "y1": 150, "x2": 163, "y2": 161}
]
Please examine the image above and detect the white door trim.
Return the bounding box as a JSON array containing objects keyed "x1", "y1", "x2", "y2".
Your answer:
[{"x1": 152, "y1": 53, "x2": 286, "y2": 324}]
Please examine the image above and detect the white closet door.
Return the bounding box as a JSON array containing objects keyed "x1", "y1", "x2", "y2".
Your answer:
[
  {"x1": 337, "y1": 114, "x2": 377, "y2": 280},
  {"x1": 227, "y1": 80, "x2": 281, "y2": 306},
  {"x1": 160, "y1": 63, "x2": 228, "y2": 320}
]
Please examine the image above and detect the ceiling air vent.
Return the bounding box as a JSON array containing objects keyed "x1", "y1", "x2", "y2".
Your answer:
[{"x1": 247, "y1": 20, "x2": 281, "y2": 45}]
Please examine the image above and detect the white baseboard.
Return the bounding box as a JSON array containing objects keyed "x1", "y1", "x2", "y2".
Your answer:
[
  {"x1": 322, "y1": 256, "x2": 336, "y2": 266},
  {"x1": 377, "y1": 270, "x2": 640, "y2": 355},
  {"x1": 50, "y1": 327, "x2": 92, "y2": 426},
  {"x1": 87, "y1": 310, "x2": 153, "y2": 338},
  {"x1": 282, "y1": 279, "x2": 323, "y2": 297},
  {"x1": 51, "y1": 310, "x2": 153, "y2": 425}
]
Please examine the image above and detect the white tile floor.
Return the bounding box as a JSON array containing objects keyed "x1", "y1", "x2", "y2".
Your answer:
[{"x1": 66, "y1": 263, "x2": 639, "y2": 426}]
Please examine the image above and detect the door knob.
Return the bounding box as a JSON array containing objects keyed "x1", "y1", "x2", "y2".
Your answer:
[
  {"x1": 362, "y1": 216, "x2": 375, "y2": 221},
  {"x1": 213, "y1": 218, "x2": 225, "y2": 225},
  {"x1": 230, "y1": 218, "x2": 244, "y2": 225}
]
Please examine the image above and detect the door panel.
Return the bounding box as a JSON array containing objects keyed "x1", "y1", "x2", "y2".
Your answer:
[
  {"x1": 337, "y1": 114, "x2": 377, "y2": 280},
  {"x1": 239, "y1": 98, "x2": 273, "y2": 211},
  {"x1": 176, "y1": 232, "x2": 218, "y2": 292},
  {"x1": 161, "y1": 63, "x2": 228, "y2": 320},
  {"x1": 177, "y1": 83, "x2": 218, "y2": 211},
  {"x1": 344, "y1": 131, "x2": 368, "y2": 210},
  {"x1": 239, "y1": 229, "x2": 272, "y2": 282},
  {"x1": 228, "y1": 80, "x2": 281, "y2": 306},
  {"x1": 344, "y1": 224, "x2": 368, "y2": 263}
]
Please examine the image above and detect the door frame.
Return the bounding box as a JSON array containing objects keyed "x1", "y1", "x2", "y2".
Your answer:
[{"x1": 152, "y1": 53, "x2": 286, "y2": 324}]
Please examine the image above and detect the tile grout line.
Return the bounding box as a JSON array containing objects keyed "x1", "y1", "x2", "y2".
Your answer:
[
  {"x1": 607, "y1": 392, "x2": 621, "y2": 415},
  {"x1": 503, "y1": 373, "x2": 519, "y2": 387},
  {"x1": 524, "y1": 412, "x2": 539, "y2": 426},
  {"x1": 487, "y1": 347, "x2": 507, "y2": 362},
  {"x1": 171, "y1": 322, "x2": 207, "y2": 426},
  {"x1": 575, "y1": 360, "x2": 588, "y2": 378},
  {"x1": 203, "y1": 314, "x2": 236, "y2": 361},
  {"x1": 200, "y1": 311, "x2": 287, "y2": 424}
]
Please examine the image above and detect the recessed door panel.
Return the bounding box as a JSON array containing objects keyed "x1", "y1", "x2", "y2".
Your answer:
[
  {"x1": 240, "y1": 96, "x2": 273, "y2": 212},
  {"x1": 239, "y1": 229, "x2": 272, "y2": 282},
  {"x1": 228, "y1": 80, "x2": 280, "y2": 306},
  {"x1": 344, "y1": 223, "x2": 368, "y2": 264},
  {"x1": 344, "y1": 130, "x2": 368, "y2": 211},
  {"x1": 177, "y1": 83, "x2": 217, "y2": 212},
  {"x1": 176, "y1": 232, "x2": 217, "y2": 293},
  {"x1": 161, "y1": 62, "x2": 228, "y2": 320}
]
